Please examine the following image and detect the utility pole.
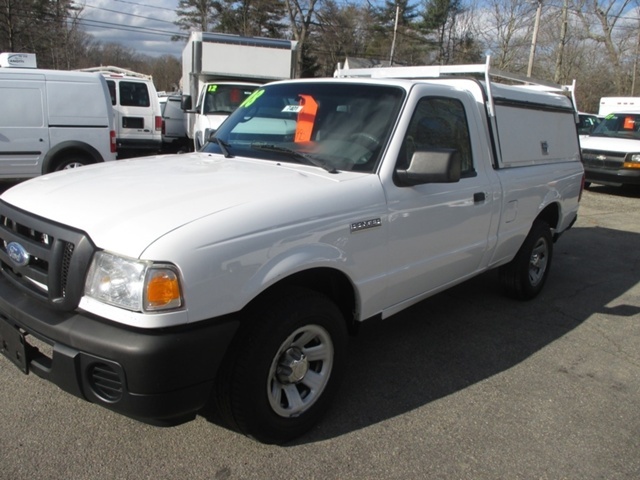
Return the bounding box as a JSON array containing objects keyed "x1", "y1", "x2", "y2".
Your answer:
[
  {"x1": 632, "y1": 21, "x2": 640, "y2": 95},
  {"x1": 554, "y1": 0, "x2": 569, "y2": 83},
  {"x1": 390, "y1": 3, "x2": 400, "y2": 66},
  {"x1": 527, "y1": 0, "x2": 543, "y2": 77}
]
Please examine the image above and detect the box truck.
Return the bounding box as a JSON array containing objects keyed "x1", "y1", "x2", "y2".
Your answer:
[{"x1": 180, "y1": 32, "x2": 297, "y2": 150}]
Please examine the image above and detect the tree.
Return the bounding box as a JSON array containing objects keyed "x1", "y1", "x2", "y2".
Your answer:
[
  {"x1": 149, "y1": 54, "x2": 182, "y2": 92},
  {"x1": 419, "y1": 0, "x2": 481, "y2": 64},
  {"x1": 475, "y1": 0, "x2": 537, "y2": 72},
  {"x1": 216, "y1": 0, "x2": 288, "y2": 37},
  {"x1": 174, "y1": 0, "x2": 220, "y2": 35},
  {"x1": 370, "y1": 0, "x2": 427, "y2": 65},
  {"x1": 0, "y1": 0, "x2": 88, "y2": 69},
  {"x1": 574, "y1": 0, "x2": 637, "y2": 94},
  {"x1": 284, "y1": 0, "x2": 322, "y2": 77},
  {"x1": 311, "y1": 0, "x2": 376, "y2": 75},
  {"x1": 0, "y1": 0, "x2": 28, "y2": 52}
]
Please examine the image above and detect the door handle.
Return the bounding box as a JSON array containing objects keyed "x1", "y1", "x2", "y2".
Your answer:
[{"x1": 473, "y1": 192, "x2": 486, "y2": 203}]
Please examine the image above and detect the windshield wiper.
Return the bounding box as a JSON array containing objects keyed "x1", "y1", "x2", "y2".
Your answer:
[
  {"x1": 213, "y1": 137, "x2": 233, "y2": 158},
  {"x1": 250, "y1": 143, "x2": 338, "y2": 174}
]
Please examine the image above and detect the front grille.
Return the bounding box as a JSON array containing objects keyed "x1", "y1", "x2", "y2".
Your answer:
[
  {"x1": 581, "y1": 149, "x2": 625, "y2": 170},
  {"x1": 0, "y1": 200, "x2": 96, "y2": 311}
]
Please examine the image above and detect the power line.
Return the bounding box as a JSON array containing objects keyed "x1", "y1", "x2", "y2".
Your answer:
[
  {"x1": 78, "y1": 3, "x2": 177, "y2": 26},
  {"x1": 106, "y1": 0, "x2": 177, "y2": 12},
  {"x1": 77, "y1": 18, "x2": 187, "y2": 39}
]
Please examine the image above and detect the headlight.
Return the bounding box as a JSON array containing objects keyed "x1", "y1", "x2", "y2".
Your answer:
[
  {"x1": 84, "y1": 251, "x2": 183, "y2": 312},
  {"x1": 625, "y1": 153, "x2": 640, "y2": 167}
]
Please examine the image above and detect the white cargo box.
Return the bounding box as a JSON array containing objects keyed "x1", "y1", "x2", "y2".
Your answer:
[{"x1": 184, "y1": 32, "x2": 297, "y2": 82}]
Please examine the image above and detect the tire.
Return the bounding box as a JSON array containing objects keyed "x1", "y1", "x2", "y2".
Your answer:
[
  {"x1": 499, "y1": 219, "x2": 553, "y2": 300},
  {"x1": 213, "y1": 287, "x2": 348, "y2": 444},
  {"x1": 52, "y1": 156, "x2": 92, "y2": 171}
]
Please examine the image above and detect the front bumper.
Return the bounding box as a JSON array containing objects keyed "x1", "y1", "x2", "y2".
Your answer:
[
  {"x1": 0, "y1": 274, "x2": 239, "y2": 425},
  {"x1": 584, "y1": 165, "x2": 640, "y2": 186}
]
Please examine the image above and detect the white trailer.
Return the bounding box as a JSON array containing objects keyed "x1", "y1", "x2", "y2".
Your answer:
[
  {"x1": 181, "y1": 32, "x2": 298, "y2": 150},
  {"x1": 598, "y1": 97, "x2": 640, "y2": 116}
]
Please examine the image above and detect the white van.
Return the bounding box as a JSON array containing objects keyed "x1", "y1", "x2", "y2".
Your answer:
[
  {"x1": 0, "y1": 56, "x2": 116, "y2": 180},
  {"x1": 79, "y1": 66, "x2": 162, "y2": 159}
]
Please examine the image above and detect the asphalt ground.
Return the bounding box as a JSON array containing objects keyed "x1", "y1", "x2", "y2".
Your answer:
[{"x1": 1, "y1": 183, "x2": 639, "y2": 479}]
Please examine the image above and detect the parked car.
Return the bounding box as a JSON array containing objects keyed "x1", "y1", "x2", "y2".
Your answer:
[{"x1": 579, "y1": 111, "x2": 640, "y2": 187}]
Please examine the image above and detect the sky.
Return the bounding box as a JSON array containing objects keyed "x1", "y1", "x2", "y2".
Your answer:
[{"x1": 78, "y1": 0, "x2": 186, "y2": 57}]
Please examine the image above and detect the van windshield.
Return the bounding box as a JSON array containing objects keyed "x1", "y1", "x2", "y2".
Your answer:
[
  {"x1": 591, "y1": 113, "x2": 640, "y2": 139},
  {"x1": 203, "y1": 82, "x2": 406, "y2": 173}
]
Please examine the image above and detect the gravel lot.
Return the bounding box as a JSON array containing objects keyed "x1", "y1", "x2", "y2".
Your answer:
[{"x1": 1, "y1": 183, "x2": 639, "y2": 479}]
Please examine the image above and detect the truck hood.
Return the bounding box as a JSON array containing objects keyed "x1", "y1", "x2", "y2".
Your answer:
[
  {"x1": 579, "y1": 135, "x2": 640, "y2": 153},
  {"x1": 1, "y1": 153, "x2": 365, "y2": 257}
]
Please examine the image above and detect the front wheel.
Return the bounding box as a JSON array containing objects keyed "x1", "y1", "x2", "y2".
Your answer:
[
  {"x1": 499, "y1": 219, "x2": 553, "y2": 300},
  {"x1": 213, "y1": 287, "x2": 348, "y2": 444}
]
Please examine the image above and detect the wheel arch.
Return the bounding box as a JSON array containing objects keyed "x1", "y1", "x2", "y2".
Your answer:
[
  {"x1": 536, "y1": 201, "x2": 559, "y2": 231},
  {"x1": 245, "y1": 267, "x2": 359, "y2": 335},
  {"x1": 42, "y1": 141, "x2": 103, "y2": 174}
]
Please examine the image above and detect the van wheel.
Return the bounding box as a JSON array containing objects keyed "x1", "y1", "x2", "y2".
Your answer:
[
  {"x1": 52, "y1": 156, "x2": 92, "y2": 171},
  {"x1": 213, "y1": 287, "x2": 348, "y2": 444},
  {"x1": 499, "y1": 219, "x2": 553, "y2": 300}
]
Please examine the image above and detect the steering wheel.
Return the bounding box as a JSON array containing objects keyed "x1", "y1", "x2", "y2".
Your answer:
[{"x1": 348, "y1": 132, "x2": 380, "y2": 150}]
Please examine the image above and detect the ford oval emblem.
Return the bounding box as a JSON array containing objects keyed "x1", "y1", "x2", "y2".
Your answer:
[{"x1": 6, "y1": 242, "x2": 30, "y2": 267}]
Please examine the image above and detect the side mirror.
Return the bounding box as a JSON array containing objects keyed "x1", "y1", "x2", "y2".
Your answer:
[
  {"x1": 205, "y1": 128, "x2": 217, "y2": 143},
  {"x1": 395, "y1": 149, "x2": 461, "y2": 186},
  {"x1": 180, "y1": 95, "x2": 192, "y2": 111}
]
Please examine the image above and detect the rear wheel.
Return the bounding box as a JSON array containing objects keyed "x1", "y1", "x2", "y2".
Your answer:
[
  {"x1": 213, "y1": 287, "x2": 348, "y2": 444},
  {"x1": 52, "y1": 155, "x2": 92, "y2": 171},
  {"x1": 499, "y1": 219, "x2": 553, "y2": 300}
]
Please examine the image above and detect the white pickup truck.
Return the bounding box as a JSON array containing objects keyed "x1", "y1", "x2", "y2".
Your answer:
[{"x1": 0, "y1": 60, "x2": 583, "y2": 444}]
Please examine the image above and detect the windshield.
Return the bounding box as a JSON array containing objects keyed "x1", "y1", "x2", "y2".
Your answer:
[
  {"x1": 591, "y1": 113, "x2": 640, "y2": 139},
  {"x1": 201, "y1": 84, "x2": 259, "y2": 115},
  {"x1": 202, "y1": 82, "x2": 406, "y2": 173}
]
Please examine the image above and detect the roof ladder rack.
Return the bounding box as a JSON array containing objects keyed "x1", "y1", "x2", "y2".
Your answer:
[
  {"x1": 77, "y1": 66, "x2": 153, "y2": 81},
  {"x1": 334, "y1": 56, "x2": 576, "y2": 117}
]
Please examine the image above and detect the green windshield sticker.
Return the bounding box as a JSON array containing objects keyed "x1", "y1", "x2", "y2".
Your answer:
[
  {"x1": 605, "y1": 114, "x2": 614, "y2": 119},
  {"x1": 240, "y1": 89, "x2": 265, "y2": 108},
  {"x1": 207, "y1": 84, "x2": 218, "y2": 92}
]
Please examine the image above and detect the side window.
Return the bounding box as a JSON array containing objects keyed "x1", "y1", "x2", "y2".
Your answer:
[
  {"x1": 106, "y1": 80, "x2": 116, "y2": 105},
  {"x1": 119, "y1": 81, "x2": 150, "y2": 107},
  {"x1": 400, "y1": 97, "x2": 474, "y2": 176}
]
